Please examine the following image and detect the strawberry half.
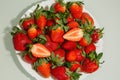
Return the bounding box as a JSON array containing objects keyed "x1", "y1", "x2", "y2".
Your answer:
[
  {"x1": 63, "y1": 28, "x2": 83, "y2": 41},
  {"x1": 31, "y1": 43, "x2": 51, "y2": 58}
]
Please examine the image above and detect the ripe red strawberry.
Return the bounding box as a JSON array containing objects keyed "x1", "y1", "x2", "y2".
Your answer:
[
  {"x1": 66, "y1": 50, "x2": 77, "y2": 62},
  {"x1": 46, "y1": 19, "x2": 55, "y2": 27},
  {"x1": 74, "y1": 49, "x2": 85, "y2": 62},
  {"x1": 51, "y1": 66, "x2": 70, "y2": 80},
  {"x1": 67, "y1": 21, "x2": 79, "y2": 29},
  {"x1": 70, "y1": 62, "x2": 82, "y2": 72},
  {"x1": 63, "y1": 28, "x2": 83, "y2": 41},
  {"x1": 36, "y1": 60, "x2": 51, "y2": 78},
  {"x1": 54, "y1": 2, "x2": 66, "y2": 13},
  {"x1": 37, "y1": 28, "x2": 42, "y2": 36},
  {"x1": 51, "y1": 27, "x2": 64, "y2": 43},
  {"x1": 54, "y1": 48, "x2": 65, "y2": 58},
  {"x1": 69, "y1": 3, "x2": 83, "y2": 19},
  {"x1": 13, "y1": 32, "x2": 31, "y2": 51},
  {"x1": 66, "y1": 15, "x2": 74, "y2": 23},
  {"x1": 21, "y1": 18, "x2": 34, "y2": 30},
  {"x1": 79, "y1": 37, "x2": 89, "y2": 46},
  {"x1": 82, "y1": 58, "x2": 99, "y2": 73},
  {"x1": 35, "y1": 15, "x2": 47, "y2": 30},
  {"x1": 85, "y1": 43, "x2": 96, "y2": 54},
  {"x1": 28, "y1": 26, "x2": 37, "y2": 39},
  {"x1": 62, "y1": 41, "x2": 76, "y2": 50},
  {"x1": 31, "y1": 43, "x2": 51, "y2": 58},
  {"x1": 80, "y1": 12, "x2": 94, "y2": 26},
  {"x1": 23, "y1": 54, "x2": 37, "y2": 64},
  {"x1": 45, "y1": 41, "x2": 59, "y2": 52}
]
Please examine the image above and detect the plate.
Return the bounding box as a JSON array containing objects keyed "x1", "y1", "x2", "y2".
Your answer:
[{"x1": 15, "y1": 0, "x2": 103, "y2": 80}]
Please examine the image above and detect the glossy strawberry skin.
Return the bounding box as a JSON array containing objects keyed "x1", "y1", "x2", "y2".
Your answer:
[
  {"x1": 51, "y1": 66, "x2": 69, "y2": 80},
  {"x1": 82, "y1": 59, "x2": 99, "y2": 73},
  {"x1": 23, "y1": 54, "x2": 37, "y2": 64},
  {"x1": 80, "y1": 12, "x2": 94, "y2": 26},
  {"x1": 69, "y1": 3, "x2": 83, "y2": 19},
  {"x1": 46, "y1": 19, "x2": 55, "y2": 27},
  {"x1": 51, "y1": 27, "x2": 64, "y2": 43},
  {"x1": 22, "y1": 18, "x2": 34, "y2": 30},
  {"x1": 36, "y1": 15, "x2": 47, "y2": 30},
  {"x1": 66, "y1": 50, "x2": 77, "y2": 62},
  {"x1": 79, "y1": 37, "x2": 89, "y2": 46},
  {"x1": 62, "y1": 41, "x2": 76, "y2": 50},
  {"x1": 28, "y1": 27, "x2": 37, "y2": 39},
  {"x1": 37, "y1": 62, "x2": 51, "y2": 78},
  {"x1": 91, "y1": 31, "x2": 99, "y2": 43},
  {"x1": 85, "y1": 43, "x2": 96, "y2": 54},
  {"x1": 54, "y1": 48, "x2": 65, "y2": 58},
  {"x1": 70, "y1": 63, "x2": 81, "y2": 72},
  {"x1": 54, "y1": 2, "x2": 66, "y2": 13},
  {"x1": 74, "y1": 49, "x2": 85, "y2": 62},
  {"x1": 67, "y1": 21, "x2": 79, "y2": 29},
  {"x1": 13, "y1": 32, "x2": 31, "y2": 51}
]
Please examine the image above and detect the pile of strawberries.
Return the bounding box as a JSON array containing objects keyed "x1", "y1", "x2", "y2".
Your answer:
[{"x1": 11, "y1": 0, "x2": 103, "y2": 80}]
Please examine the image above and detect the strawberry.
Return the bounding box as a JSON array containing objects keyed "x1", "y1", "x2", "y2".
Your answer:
[
  {"x1": 81, "y1": 12, "x2": 94, "y2": 26},
  {"x1": 69, "y1": 2, "x2": 83, "y2": 19},
  {"x1": 51, "y1": 66, "x2": 70, "y2": 80},
  {"x1": 66, "y1": 50, "x2": 77, "y2": 62},
  {"x1": 82, "y1": 58, "x2": 99, "y2": 73},
  {"x1": 79, "y1": 37, "x2": 89, "y2": 46},
  {"x1": 66, "y1": 15, "x2": 74, "y2": 23},
  {"x1": 21, "y1": 18, "x2": 34, "y2": 30},
  {"x1": 36, "y1": 59, "x2": 51, "y2": 78},
  {"x1": 67, "y1": 21, "x2": 79, "y2": 29},
  {"x1": 54, "y1": 48, "x2": 65, "y2": 58},
  {"x1": 51, "y1": 27, "x2": 64, "y2": 43},
  {"x1": 54, "y1": 1, "x2": 66, "y2": 13},
  {"x1": 13, "y1": 32, "x2": 31, "y2": 51},
  {"x1": 70, "y1": 62, "x2": 82, "y2": 72},
  {"x1": 85, "y1": 43, "x2": 96, "y2": 54},
  {"x1": 37, "y1": 28, "x2": 42, "y2": 36},
  {"x1": 74, "y1": 49, "x2": 85, "y2": 62},
  {"x1": 31, "y1": 43, "x2": 51, "y2": 58},
  {"x1": 23, "y1": 54, "x2": 37, "y2": 64},
  {"x1": 45, "y1": 41, "x2": 59, "y2": 52},
  {"x1": 62, "y1": 41, "x2": 76, "y2": 50},
  {"x1": 91, "y1": 29, "x2": 103, "y2": 43},
  {"x1": 46, "y1": 19, "x2": 55, "y2": 27},
  {"x1": 36, "y1": 15, "x2": 47, "y2": 30},
  {"x1": 79, "y1": 33, "x2": 92, "y2": 46},
  {"x1": 28, "y1": 26, "x2": 37, "y2": 39},
  {"x1": 63, "y1": 28, "x2": 83, "y2": 41}
]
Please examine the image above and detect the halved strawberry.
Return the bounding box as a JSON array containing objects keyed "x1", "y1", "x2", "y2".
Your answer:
[
  {"x1": 80, "y1": 12, "x2": 94, "y2": 26},
  {"x1": 63, "y1": 28, "x2": 83, "y2": 41},
  {"x1": 31, "y1": 43, "x2": 51, "y2": 58},
  {"x1": 67, "y1": 21, "x2": 79, "y2": 29}
]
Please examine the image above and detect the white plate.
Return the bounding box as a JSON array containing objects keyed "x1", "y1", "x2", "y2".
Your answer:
[{"x1": 16, "y1": 0, "x2": 103, "y2": 80}]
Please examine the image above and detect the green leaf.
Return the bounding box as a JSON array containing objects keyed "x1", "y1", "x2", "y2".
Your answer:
[
  {"x1": 70, "y1": 72, "x2": 81, "y2": 80},
  {"x1": 97, "y1": 52, "x2": 103, "y2": 61},
  {"x1": 88, "y1": 51, "x2": 96, "y2": 61},
  {"x1": 50, "y1": 5, "x2": 55, "y2": 13},
  {"x1": 64, "y1": 62, "x2": 72, "y2": 68},
  {"x1": 63, "y1": 25, "x2": 69, "y2": 32}
]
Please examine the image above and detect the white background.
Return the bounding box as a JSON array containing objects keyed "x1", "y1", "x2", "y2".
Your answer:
[{"x1": 0, "y1": 0, "x2": 120, "y2": 80}]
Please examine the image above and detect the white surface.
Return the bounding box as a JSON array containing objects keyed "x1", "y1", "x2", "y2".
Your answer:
[{"x1": 0, "y1": 0, "x2": 120, "y2": 80}]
